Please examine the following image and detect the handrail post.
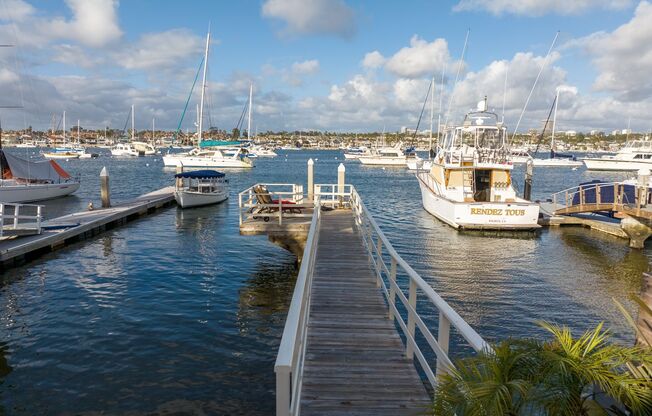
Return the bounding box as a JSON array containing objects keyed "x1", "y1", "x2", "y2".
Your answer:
[
  {"x1": 278, "y1": 199, "x2": 283, "y2": 225},
  {"x1": 388, "y1": 257, "x2": 397, "y2": 321},
  {"x1": 406, "y1": 279, "x2": 417, "y2": 360},
  {"x1": 436, "y1": 312, "x2": 451, "y2": 377},
  {"x1": 613, "y1": 183, "x2": 618, "y2": 210},
  {"x1": 275, "y1": 367, "x2": 291, "y2": 416},
  {"x1": 0, "y1": 204, "x2": 4, "y2": 238},
  {"x1": 13, "y1": 205, "x2": 19, "y2": 229},
  {"x1": 37, "y1": 206, "x2": 42, "y2": 233},
  {"x1": 376, "y1": 236, "x2": 383, "y2": 288}
]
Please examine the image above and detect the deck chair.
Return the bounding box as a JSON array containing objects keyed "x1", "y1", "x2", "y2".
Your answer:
[{"x1": 250, "y1": 185, "x2": 303, "y2": 221}]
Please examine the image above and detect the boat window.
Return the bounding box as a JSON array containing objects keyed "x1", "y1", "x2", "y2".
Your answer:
[
  {"x1": 634, "y1": 154, "x2": 643, "y2": 159},
  {"x1": 476, "y1": 128, "x2": 503, "y2": 150}
]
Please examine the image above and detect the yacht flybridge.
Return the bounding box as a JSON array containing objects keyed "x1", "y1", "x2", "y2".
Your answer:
[{"x1": 415, "y1": 99, "x2": 540, "y2": 230}]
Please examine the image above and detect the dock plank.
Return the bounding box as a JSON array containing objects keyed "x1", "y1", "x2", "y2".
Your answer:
[{"x1": 300, "y1": 210, "x2": 430, "y2": 416}]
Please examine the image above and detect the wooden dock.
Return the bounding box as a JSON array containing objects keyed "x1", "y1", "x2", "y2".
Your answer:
[
  {"x1": 301, "y1": 210, "x2": 430, "y2": 415},
  {"x1": 0, "y1": 186, "x2": 175, "y2": 270}
]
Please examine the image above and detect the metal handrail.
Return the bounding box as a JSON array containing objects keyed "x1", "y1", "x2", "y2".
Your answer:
[
  {"x1": 238, "y1": 183, "x2": 307, "y2": 226},
  {"x1": 0, "y1": 202, "x2": 44, "y2": 238},
  {"x1": 550, "y1": 181, "x2": 638, "y2": 212},
  {"x1": 274, "y1": 197, "x2": 321, "y2": 416},
  {"x1": 350, "y1": 187, "x2": 490, "y2": 387}
]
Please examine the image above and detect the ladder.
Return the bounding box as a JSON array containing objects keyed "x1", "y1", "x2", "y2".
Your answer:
[{"x1": 462, "y1": 169, "x2": 474, "y2": 201}]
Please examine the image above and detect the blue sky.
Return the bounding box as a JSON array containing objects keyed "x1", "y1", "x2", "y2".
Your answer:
[{"x1": 1, "y1": 0, "x2": 651, "y2": 133}]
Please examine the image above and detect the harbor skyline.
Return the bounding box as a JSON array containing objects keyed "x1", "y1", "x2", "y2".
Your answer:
[{"x1": 0, "y1": 0, "x2": 651, "y2": 133}]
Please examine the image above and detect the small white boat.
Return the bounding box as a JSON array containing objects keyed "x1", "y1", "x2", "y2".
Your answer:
[
  {"x1": 111, "y1": 143, "x2": 142, "y2": 157},
  {"x1": 583, "y1": 138, "x2": 652, "y2": 171},
  {"x1": 415, "y1": 99, "x2": 540, "y2": 230},
  {"x1": 407, "y1": 157, "x2": 433, "y2": 170},
  {"x1": 343, "y1": 146, "x2": 371, "y2": 160},
  {"x1": 250, "y1": 146, "x2": 277, "y2": 157},
  {"x1": 42, "y1": 148, "x2": 81, "y2": 159},
  {"x1": 132, "y1": 141, "x2": 157, "y2": 156},
  {"x1": 0, "y1": 150, "x2": 80, "y2": 203},
  {"x1": 174, "y1": 170, "x2": 228, "y2": 208},
  {"x1": 510, "y1": 148, "x2": 532, "y2": 164}
]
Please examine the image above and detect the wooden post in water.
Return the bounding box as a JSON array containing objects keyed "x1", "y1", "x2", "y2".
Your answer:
[
  {"x1": 523, "y1": 158, "x2": 533, "y2": 201},
  {"x1": 100, "y1": 167, "x2": 110, "y2": 208},
  {"x1": 307, "y1": 158, "x2": 314, "y2": 203},
  {"x1": 337, "y1": 163, "x2": 345, "y2": 208}
]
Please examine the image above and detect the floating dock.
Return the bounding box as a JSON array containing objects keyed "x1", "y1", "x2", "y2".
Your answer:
[{"x1": 0, "y1": 186, "x2": 175, "y2": 270}]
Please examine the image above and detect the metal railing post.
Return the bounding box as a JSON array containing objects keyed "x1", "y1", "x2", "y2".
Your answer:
[
  {"x1": 36, "y1": 206, "x2": 42, "y2": 233},
  {"x1": 13, "y1": 205, "x2": 19, "y2": 229},
  {"x1": 406, "y1": 279, "x2": 417, "y2": 360},
  {"x1": 278, "y1": 199, "x2": 283, "y2": 225},
  {"x1": 0, "y1": 204, "x2": 4, "y2": 238},
  {"x1": 388, "y1": 257, "x2": 397, "y2": 321},
  {"x1": 436, "y1": 312, "x2": 451, "y2": 377},
  {"x1": 376, "y1": 236, "x2": 383, "y2": 288},
  {"x1": 275, "y1": 368, "x2": 291, "y2": 416}
]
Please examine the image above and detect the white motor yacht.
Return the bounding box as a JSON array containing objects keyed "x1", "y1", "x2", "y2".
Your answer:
[
  {"x1": 174, "y1": 170, "x2": 228, "y2": 208},
  {"x1": 583, "y1": 138, "x2": 652, "y2": 171},
  {"x1": 415, "y1": 99, "x2": 540, "y2": 230},
  {"x1": 111, "y1": 143, "x2": 142, "y2": 157},
  {"x1": 358, "y1": 143, "x2": 416, "y2": 166},
  {"x1": 132, "y1": 141, "x2": 157, "y2": 156},
  {"x1": 343, "y1": 146, "x2": 371, "y2": 160}
]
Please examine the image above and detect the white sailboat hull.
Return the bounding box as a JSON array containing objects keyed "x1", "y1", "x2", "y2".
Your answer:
[
  {"x1": 531, "y1": 158, "x2": 583, "y2": 167},
  {"x1": 359, "y1": 156, "x2": 409, "y2": 166},
  {"x1": 174, "y1": 189, "x2": 228, "y2": 208},
  {"x1": 162, "y1": 155, "x2": 253, "y2": 168},
  {"x1": 582, "y1": 158, "x2": 652, "y2": 171},
  {"x1": 43, "y1": 152, "x2": 80, "y2": 160},
  {"x1": 0, "y1": 181, "x2": 80, "y2": 203},
  {"x1": 417, "y1": 176, "x2": 540, "y2": 230}
]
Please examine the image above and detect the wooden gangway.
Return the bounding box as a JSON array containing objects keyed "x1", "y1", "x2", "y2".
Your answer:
[{"x1": 268, "y1": 184, "x2": 490, "y2": 416}]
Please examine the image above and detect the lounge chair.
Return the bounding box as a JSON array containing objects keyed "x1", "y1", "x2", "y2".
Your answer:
[{"x1": 250, "y1": 185, "x2": 303, "y2": 221}]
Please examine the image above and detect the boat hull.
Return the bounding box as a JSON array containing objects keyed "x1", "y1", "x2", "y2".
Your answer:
[
  {"x1": 163, "y1": 156, "x2": 253, "y2": 168},
  {"x1": 582, "y1": 158, "x2": 652, "y2": 171},
  {"x1": 359, "y1": 156, "x2": 408, "y2": 166},
  {"x1": 43, "y1": 152, "x2": 80, "y2": 160},
  {"x1": 417, "y1": 176, "x2": 540, "y2": 230},
  {"x1": 406, "y1": 160, "x2": 433, "y2": 170},
  {"x1": 531, "y1": 158, "x2": 583, "y2": 167},
  {"x1": 174, "y1": 190, "x2": 228, "y2": 208},
  {"x1": 0, "y1": 182, "x2": 80, "y2": 203}
]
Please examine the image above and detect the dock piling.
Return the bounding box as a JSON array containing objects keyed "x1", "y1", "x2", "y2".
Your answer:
[
  {"x1": 307, "y1": 158, "x2": 314, "y2": 202},
  {"x1": 100, "y1": 166, "x2": 110, "y2": 208},
  {"x1": 524, "y1": 157, "x2": 533, "y2": 201}
]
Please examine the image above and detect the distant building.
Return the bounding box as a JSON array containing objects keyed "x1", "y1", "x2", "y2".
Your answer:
[
  {"x1": 622, "y1": 129, "x2": 632, "y2": 135},
  {"x1": 590, "y1": 130, "x2": 603, "y2": 136},
  {"x1": 565, "y1": 130, "x2": 577, "y2": 137}
]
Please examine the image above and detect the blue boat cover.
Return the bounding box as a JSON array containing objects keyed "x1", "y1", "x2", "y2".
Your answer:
[{"x1": 174, "y1": 170, "x2": 225, "y2": 178}]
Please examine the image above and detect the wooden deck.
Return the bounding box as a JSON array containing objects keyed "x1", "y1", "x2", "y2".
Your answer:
[
  {"x1": 300, "y1": 210, "x2": 430, "y2": 416},
  {"x1": 0, "y1": 186, "x2": 175, "y2": 270}
]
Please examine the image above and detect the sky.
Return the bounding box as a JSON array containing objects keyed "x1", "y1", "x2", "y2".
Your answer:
[{"x1": 0, "y1": 0, "x2": 651, "y2": 134}]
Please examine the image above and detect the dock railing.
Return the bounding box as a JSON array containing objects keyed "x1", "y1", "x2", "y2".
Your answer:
[
  {"x1": 273, "y1": 183, "x2": 489, "y2": 416},
  {"x1": 349, "y1": 186, "x2": 491, "y2": 387},
  {"x1": 0, "y1": 202, "x2": 43, "y2": 238},
  {"x1": 274, "y1": 192, "x2": 321, "y2": 416},
  {"x1": 238, "y1": 183, "x2": 313, "y2": 226},
  {"x1": 550, "y1": 182, "x2": 640, "y2": 215}
]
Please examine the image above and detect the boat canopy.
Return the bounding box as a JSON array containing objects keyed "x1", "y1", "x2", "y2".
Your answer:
[
  {"x1": 0, "y1": 150, "x2": 72, "y2": 180},
  {"x1": 174, "y1": 170, "x2": 225, "y2": 178},
  {"x1": 199, "y1": 140, "x2": 243, "y2": 148}
]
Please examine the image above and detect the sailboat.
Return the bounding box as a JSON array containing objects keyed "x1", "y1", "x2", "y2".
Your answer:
[
  {"x1": 163, "y1": 30, "x2": 253, "y2": 169},
  {"x1": 112, "y1": 105, "x2": 144, "y2": 157},
  {"x1": 531, "y1": 88, "x2": 582, "y2": 167},
  {"x1": 415, "y1": 98, "x2": 540, "y2": 230}
]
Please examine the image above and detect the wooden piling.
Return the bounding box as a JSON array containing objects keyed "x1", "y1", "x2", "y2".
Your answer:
[
  {"x1": 307, "y1": 158, "x2": 314, "y2": 202},
  {"x1": 337, "y1": 163, "x2": 345, "y2": 208},
  {"x1": 100, "y1": 167, "x2": 110, "y2": 208}
]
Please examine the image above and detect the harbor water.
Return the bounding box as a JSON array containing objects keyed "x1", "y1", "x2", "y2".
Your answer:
[{"x1": 0, "y1": 149, "x2": 647, "y2": 415}]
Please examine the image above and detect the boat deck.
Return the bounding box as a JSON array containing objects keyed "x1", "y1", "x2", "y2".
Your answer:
[
  {"x1": 300, "y1": 210, "x2": 430, "y2": 416},
  {"x1": 0, "y1": 186, "x2": 175, "y2": 270}
]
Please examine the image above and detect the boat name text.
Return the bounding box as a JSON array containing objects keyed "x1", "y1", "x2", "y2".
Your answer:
[{"x1": 470, "y1": 208, "x2": 526, "y2": 216}]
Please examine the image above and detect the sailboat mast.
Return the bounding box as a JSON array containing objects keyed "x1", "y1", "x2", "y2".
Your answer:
[
  {"x1": 152, "y1": 117, "x2": 155, "y2": 144},
  {"x1": 437, "y1": 63, "x2": 445, "y2": 142},
  {"x1": 131, "y1": 104, "x2": 135, "y2": 141},
  {"x1": 247, "y1": 83, "x2": 253, "y2": 141},
  {"x1": 198, "y1": 30, "x2": 210, "y2": 143},
  {"x1": 551, "y1": 88, "x2": 560, "y2": 151},
  {"x1": 429, "y1": 75, "x2": 434, "y2": 152},
  {"x1": 77, "y1": 119, "x2": 80, "y2": 143},
  {"x1": 63, "y1": 111, "x2": 66, "y2": 142}
]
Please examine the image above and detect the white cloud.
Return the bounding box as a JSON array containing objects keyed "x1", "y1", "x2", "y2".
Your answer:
[
  {"x1": 291, "y1": 59, "x2": 320, "y2": 75},
  {"x1": 0, "y1": 0, "x2": 35, "y2": 22},
  {"x1": 453, "y1": 0, "x2": 632, "y2": 16},
  {"x1": 384, "y1": 36, "x2": 451, "y2": 79},
  {"x1": 574, "y1": 1, "x2": 652, "y2": 101},
  {"x1": 362, "y1": 51, "x2": 385, "y2": 69},
  {"x1": 114, "y1": 29, "x2": 204, "y2": 71},
  {"x1": 261, "y1": 0, "x2": 356, "y2": 38},
  {"x1": 49, "y1": 0, "x2": 122, "y2": 47}
]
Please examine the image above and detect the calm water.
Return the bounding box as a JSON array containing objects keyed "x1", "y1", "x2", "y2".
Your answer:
[{"x1": 0, "y1": 149, "x2": 648, "y2": 415}]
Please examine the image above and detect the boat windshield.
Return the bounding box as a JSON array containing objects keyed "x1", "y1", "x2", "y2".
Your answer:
[{"x1": 440, "y1": 111, "x2": 509, "y2": 165}]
